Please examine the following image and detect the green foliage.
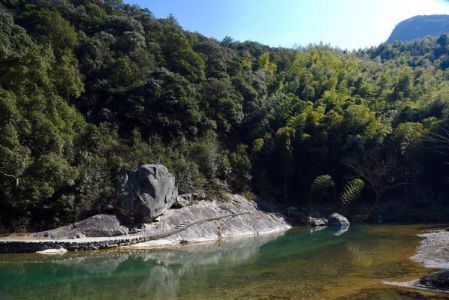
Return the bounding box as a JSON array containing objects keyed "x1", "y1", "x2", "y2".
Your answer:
[
  {"x1": 340, "y1": 178, "x2": 365, "y2": 206},
  {"x1": 0, "y1": 123, "x2": 31, "y2": 185},
  {"x1": 309, "y1": 175, "x2": 334, "y2": 202},
  {"x1": 1, "y1": 0, "x2": 449, "y2": 230}
]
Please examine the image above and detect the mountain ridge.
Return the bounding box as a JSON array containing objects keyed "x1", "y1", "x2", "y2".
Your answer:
[{"x1": 387, "y1": 14, "x2": 449, "y2": 43}]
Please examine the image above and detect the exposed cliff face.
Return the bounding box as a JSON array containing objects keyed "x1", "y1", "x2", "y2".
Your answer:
[{"x1": 387, "y1": 15, "x2": 449, "y2": 43}]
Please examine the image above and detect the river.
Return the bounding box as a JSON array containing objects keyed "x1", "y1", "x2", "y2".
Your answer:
[{"x1": 0, "y1": 225, "x2": 447, "y2": 299}]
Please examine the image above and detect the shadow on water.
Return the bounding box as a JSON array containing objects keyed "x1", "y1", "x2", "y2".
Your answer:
[{"x1": 0, "y1": 225, "x2": 447, "y2": 299}]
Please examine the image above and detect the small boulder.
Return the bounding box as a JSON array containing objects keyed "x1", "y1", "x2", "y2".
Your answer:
[
  {"x1": 328, "y1": 213, "x2": 350, "y2": 227},
  {"x1": 115, "y1": 164, "x2": 178, "y2": 222},
  {"x1": 172, "y1": 193, "x2": 193, "y2": 208},
  {"x1": 193, "y1": 191, "x2": 206, "y2": 200},
  {"x1": 419, "y1": 270, "x2": 449, "y2": 289},
  {"x1": 306, "y1": 217, "x2": 328, "y2": 227}
]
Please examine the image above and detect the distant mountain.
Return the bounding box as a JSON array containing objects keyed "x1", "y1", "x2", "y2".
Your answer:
[{"x1": 387, "y1": 15, "x2": 449, "y2": 43}]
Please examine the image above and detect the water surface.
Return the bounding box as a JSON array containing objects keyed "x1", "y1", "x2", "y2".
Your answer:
[{"x1": 0, "y1": 225, "x2": 447, "y2": 299}]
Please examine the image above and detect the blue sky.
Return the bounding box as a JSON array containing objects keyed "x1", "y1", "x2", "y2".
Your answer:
[{"x1": 125, "y1": 0, "x2": 449, "y2": 50}]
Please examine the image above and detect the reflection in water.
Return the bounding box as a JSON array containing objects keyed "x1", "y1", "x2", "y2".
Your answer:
[
  {"x1": 0, "y1": 225, "x2": 446, "y2": 300},
  {"x1": 309, "y1": 225, "x2": 327, "y2": 233},
  {"x1": 344, "y1": 240, "x2": 373, "y2": 267},
  {"x1": 0, "y1": 233, "x2": 284, "y2": 300},
  {"x1": 56, "y1": 232, "x2": 282, "y2": 273},
  {"x1": 309, "y1": 225, "x2": 349, "y2": 236},
  {"x1": 55, "y1": 254, "x2": 129, "y2": 274},
  {"x1": 333, "y1": 226, "x2": 349, "y2": 236}
]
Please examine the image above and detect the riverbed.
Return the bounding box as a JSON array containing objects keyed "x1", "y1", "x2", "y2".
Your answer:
[{"x1": 0, "y1": 225, "x2": 446, "y2": 299}]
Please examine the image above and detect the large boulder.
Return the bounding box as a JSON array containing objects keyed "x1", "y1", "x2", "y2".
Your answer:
[
  {"x1": 328, "y1": 213, "x2": 350, "y2": 227},
  {"x1": 115, "y1": 164, "x2": 178, "y2": 222}
]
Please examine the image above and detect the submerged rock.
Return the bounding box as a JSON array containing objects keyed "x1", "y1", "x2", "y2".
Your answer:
[
  {"x1": 115, "y1": 164, "x2": 178, "y2": 222},
  {"x1": 328, "y1": 213, "x2": 350, "y2": 227},
  {"x1": 419, "y1": 270, "x2": 449, "y2": 290},
  {"x1": 35, "y1": 214, "x2": 129, "y2": 239}
]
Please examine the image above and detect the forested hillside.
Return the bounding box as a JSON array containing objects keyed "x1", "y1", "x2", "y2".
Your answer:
[{"x1": 1, "y1": 0, "x2": 449, "y2": 231}]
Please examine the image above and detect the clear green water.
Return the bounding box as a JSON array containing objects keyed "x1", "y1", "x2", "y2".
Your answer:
[{"x1": 0, "y1": 225, "x2": 447, "y2": 299}]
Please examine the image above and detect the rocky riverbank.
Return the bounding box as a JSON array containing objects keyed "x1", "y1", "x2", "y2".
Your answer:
[
  {"x1": 412, "y1": 230, "x2": 449, "y2": 269},
  {"x1": 385, "y1": 227, "x2": 449, "y2": 293},
  {"x1": 0, "y1": 194, "x2": 292, "y2": 253},
  {"x1": 0, "y1": 164, "x2": 354, "y2": 253},
  {"x1": 127, "y1": 194, "x2": 291, "y2": 248}
]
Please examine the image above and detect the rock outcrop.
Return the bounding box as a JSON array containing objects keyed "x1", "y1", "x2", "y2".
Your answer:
[
  {"x1": 387, "y1": 15, "x2": 449, "y2": 43},
  {"x1": 128, "y1": 194, "x2": 291, "y2": 248},
  {"x1": 34, "y1": 214, "x2": 129, "y2": 239},
  {"x1": 419, "y1": 270, "x2": 449, "y2": 290},
  {"x1": 115, "y1": 165, "x2": 178, "y2": 222},
  {"x1": 328, "y1": 213, "x2": 350, "y2": 227},
  {"x1": 0, "y1": 194, "x2": 292, "y2": 253}
]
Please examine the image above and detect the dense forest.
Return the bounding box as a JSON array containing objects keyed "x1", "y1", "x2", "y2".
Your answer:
[{"x1": 1, "y1": 0, "x2": 449, "y2": 231}]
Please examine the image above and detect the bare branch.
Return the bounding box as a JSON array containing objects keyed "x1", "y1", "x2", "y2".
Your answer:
[
  {"x1": 341, "y1": 141, "x2": 410, "y2": 201},
  {"x1": 0, "y1": 170, "x2": 19, "y2": 187}
]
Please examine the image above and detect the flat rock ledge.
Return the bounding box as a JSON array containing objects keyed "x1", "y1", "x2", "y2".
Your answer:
[{"x1": 0, "y1": 194, "x2": 291, "y2": 253}]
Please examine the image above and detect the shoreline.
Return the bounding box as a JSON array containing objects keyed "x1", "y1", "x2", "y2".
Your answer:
[
  {"x1": 411, "y1": 229, "x2": 449, "y2": 269},
  {"x1": 385, "y1": 227, "x2": 449, "y2": 294},
  {"x1": 124, "y1": 226, "x2": 290, "y2": 249},
  {"x1": 0, "y1": 194, "x2": 292, "y2": 253}
]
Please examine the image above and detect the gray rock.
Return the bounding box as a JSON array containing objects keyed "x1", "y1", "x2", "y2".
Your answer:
[
  {"x1": 412, "y1": 230, "x2": 449, "y2": 269},
  {"x1": 172, "y1": 193, "x2": 193, "y2": 208},
  {"x1": 419, "y1": 270, "x2": 449, "y2": 289},
  {"x1": 115, "y1": 164, "x2": 178, "y2": 222},
  {"x1": 306, "y1": 217, "x2": 328, "y2": 227},
  {"x1": 0, "y1": 194, "x2": 292, "y2": 253},
  {"x1": 328, "y1": 213, "x2": 350, "y2": 227},
  {"x1": 34, "y1": 214, "x2": 129, "y2": 239},
  {"x1": 131, "y1": 194, "x2": 292, "y2": 247},
  {"x1": 129, "y1": 227, "x2": 142, "y2": 234},
  {"x1": 192, "y1": 192, "x2": 206, "y2": 200}
]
